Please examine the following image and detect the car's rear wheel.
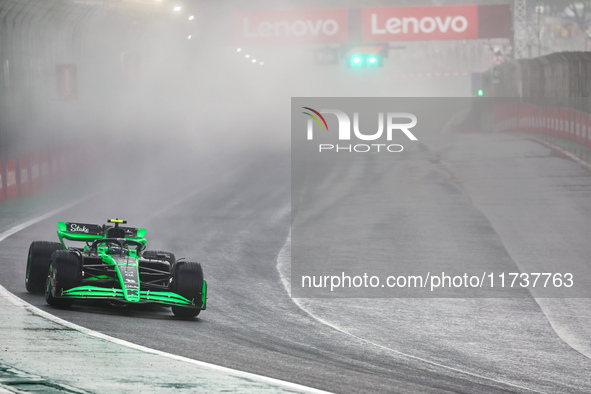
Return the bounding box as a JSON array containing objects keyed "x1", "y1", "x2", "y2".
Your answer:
[
  {"x1": 171, "y1": 261, "x2": 203, "y2": 319},
  {"x1": 26, "y1": 241, "x2": 63, "y2": 294},
  {"x1": 45, "y1": 251, "x2": 81, "y2": 307}
]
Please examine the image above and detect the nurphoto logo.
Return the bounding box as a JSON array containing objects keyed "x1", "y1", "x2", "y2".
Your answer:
[{"x1": 302, "y1": 107, "x2": 418, "y2": 153}]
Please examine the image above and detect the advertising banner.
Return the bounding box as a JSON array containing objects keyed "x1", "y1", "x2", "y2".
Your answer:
[
  {"x1": 234, "y1": 5, "x2": 511, "y2": 45},
  {"x1": 362, "y1": 5, "x2": 479, "y2": 42},
  {"x1": 235, "y1": 8, "x2": 349, "y2": 45}
]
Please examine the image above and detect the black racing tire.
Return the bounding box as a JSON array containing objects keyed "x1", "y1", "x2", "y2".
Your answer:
[
  {"x1": 25, "y1": 241, "x2": 63, "y2": 294},
  {"x1": 45, "y1": 251, "x2": 81, "y2": 307},
  {"x1": 171, "y1": 261, "x2": 203, "y2": 319}
]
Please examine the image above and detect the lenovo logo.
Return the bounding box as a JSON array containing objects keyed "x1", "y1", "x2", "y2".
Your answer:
[
  {"x1": 242, "y1": 18, "x2": 340, "y2": 38},
  {"x1": 370, "y1": 14, "x2": 468, "y2": 35},
  {"x1": 235, "y1": 9, "x2": 349, "y2": 44},
  {"x1": 362, "y1": 5, "x2": 478, "y2": 42}
]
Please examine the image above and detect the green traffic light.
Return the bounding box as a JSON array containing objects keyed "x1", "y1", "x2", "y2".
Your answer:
[
  {"x1": 477, "y1": 89, "x2": 484, "y2": 97},
  {"x1": 348, "y1": 54, "x2": 381, "y2": 68}
]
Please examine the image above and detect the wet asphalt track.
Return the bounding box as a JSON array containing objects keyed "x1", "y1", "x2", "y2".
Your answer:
[{"x1": 1, "y1": 133, "x2": 591, "y2": 393}]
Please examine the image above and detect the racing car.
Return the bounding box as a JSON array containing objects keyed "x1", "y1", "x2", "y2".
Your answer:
[{"x1": 24, "y1": 219, "x2": 206, "y2": 318}]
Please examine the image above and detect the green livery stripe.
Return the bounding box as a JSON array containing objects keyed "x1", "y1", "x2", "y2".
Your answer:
[
  {"x1": 202, "y1": 281, "x2": 207, "y2": 310},
  {"x1": 61, "y1": 286, "x2": 203, "y2": 308},
  {"x1": 87, "y1": 275, "x2": 111, "y2": 280}
]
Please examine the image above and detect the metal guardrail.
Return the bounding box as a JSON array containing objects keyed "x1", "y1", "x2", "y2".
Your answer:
[{"x1": 482, "y1": 52, "x2": 591, "y2": 112}]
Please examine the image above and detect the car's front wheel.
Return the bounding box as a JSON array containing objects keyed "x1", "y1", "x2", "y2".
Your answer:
[
  {"x1": 26, "y1": 241, "x2": 63, "y2": 294},
  {"x1": 171, "y1": 261, "x2": 204, "y2": 319},
  {"x1": 45, "y1": 251, "x2": 81, "y2": 307}
]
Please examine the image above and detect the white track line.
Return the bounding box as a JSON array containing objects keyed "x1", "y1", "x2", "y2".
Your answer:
[
  {"x1": 0, "y1": 196, "x2": 96, "y2": 243},
  {"x1": 276, "y1": 230, "x2": 542, "y2": 393},
  {"x1": 0, "y1": 285, "x2": 328, "y2": 393},
  {"x1": 523, "y1": 136, "x2": 591, "y2": 360},
  {"x1": 529, "y1": 136, "x2": 591, "y2": 172},
  {"x1": 0, "y1": 201, "x2": 330, "y2": 394}
]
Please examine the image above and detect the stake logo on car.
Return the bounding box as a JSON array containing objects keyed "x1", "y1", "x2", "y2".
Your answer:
[{"x1": 68, "y1": 224, "x2": 89, "y2": 233}]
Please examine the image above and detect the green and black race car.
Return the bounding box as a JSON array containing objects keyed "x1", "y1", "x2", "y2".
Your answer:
[{"x1": 25, "y1": 219, "x2": 206, "y2": 318}]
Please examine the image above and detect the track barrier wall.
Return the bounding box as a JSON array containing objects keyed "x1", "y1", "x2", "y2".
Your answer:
[
  {"x1": 19, "y1": 156, "x2": 29, "y2": 197},
  {"x1": 495, "y1": 102, "x2": 591, "y2": 144},
  {"x1": 495, "y1": 101, "x2": 591, "y2": 164},
  {"x1": 0, "y1": 141, "x2": 103, "y2": 203},
  {"x1": 483, "y1": 51, "x2": 591, "y2": 159},
  {"x1": 5, "y1": 160, "x2": 18, "y2": 201}
]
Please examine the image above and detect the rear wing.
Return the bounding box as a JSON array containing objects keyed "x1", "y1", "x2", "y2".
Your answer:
[{"x1": 57, "y1": 221, "x2": 147, "y2": 246}]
